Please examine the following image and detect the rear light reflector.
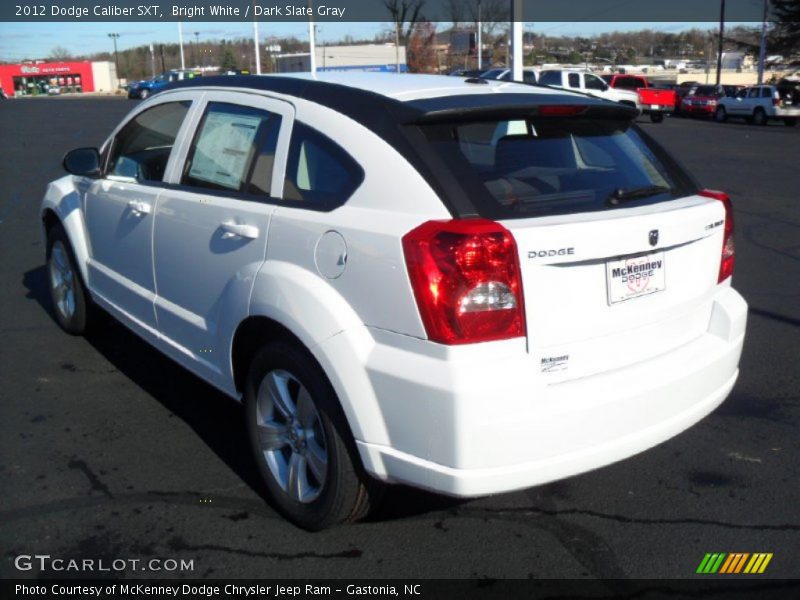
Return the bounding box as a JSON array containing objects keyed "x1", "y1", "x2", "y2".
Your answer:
[
  {"x1": 402, "y1": 219, "x2": 526, "y2": 344},
  {"x1": 700, "y1": 189, "x2": 735, "y2": 282}
]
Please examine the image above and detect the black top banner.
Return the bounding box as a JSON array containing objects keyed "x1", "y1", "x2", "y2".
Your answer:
[{"x1": 2, "y1": 0, "x2": 782, "y2": 23}]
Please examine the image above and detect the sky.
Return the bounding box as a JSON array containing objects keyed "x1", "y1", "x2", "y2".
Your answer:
[{"x1": 0, "y1": 21, "x2": 757, "y2": 63}]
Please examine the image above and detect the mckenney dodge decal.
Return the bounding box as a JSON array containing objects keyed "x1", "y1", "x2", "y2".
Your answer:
[{"x1": 606, "y1": 251, "x2": 666, "y2": 304}]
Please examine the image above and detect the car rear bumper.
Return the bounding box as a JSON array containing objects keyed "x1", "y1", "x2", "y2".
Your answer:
[
  {"x1": 355, "y1": 287, "x2": 746, "y2": 497},
  {"x1": 643, "y1": 104, "x2": 673, "y2": 113},
  {"x1": 682, "y1": 105, "x2": 716, "y2": 115}
]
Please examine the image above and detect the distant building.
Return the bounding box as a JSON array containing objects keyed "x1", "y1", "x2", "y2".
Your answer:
[
  {"x1": 274, "y1": 44, "x2": 407, "y2": 73},
  {"x1": 721, "y1": 52, "x2": 746, "y2": 70},
  {"x1": 0, "y1": 60, "x2": 116, "y2": 96}
]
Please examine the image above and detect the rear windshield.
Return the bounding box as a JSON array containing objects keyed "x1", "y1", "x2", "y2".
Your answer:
[
  {"x1": 693, "y1": 85, "x2": 722, "y2": 96},
  {"x1": 420, "y1": 117, "x2": 696, "y2": 219}
]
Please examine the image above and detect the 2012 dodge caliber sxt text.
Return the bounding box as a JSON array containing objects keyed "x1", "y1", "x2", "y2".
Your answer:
[{"x1": 41, "y1": 73, "x2": 747, "y2": 530}]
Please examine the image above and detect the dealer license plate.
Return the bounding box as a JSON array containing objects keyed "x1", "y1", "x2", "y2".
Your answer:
[
  {"x1": 606, "y1": 251, "x2": 666, "y2": 305},
  {"x1": 651, "y1": 104, "x2": 660, "y2": 110}
]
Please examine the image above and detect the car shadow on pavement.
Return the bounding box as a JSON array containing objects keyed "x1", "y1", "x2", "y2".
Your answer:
[{"x1": 23, "y1": 265, "x2": 466, "y2": 524}]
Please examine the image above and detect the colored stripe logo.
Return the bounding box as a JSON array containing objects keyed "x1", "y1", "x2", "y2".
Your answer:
[{"x1": 697, "y1": 553, "x2": 773, "y2": 574}]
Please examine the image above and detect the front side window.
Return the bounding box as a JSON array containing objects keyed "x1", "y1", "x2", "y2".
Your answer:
[
  {"x1": 585, "y1": 74, "x2": 606, "y2": 91},
  {"x1": 107, "y1": 101, "x2": 190, "y2": 182},
  {"x1": 181, "y1": 102, "x2": 282, "y2": 195},
  {"x1": 421, "y1": 117, "x2": 695, "y2": 219},
  {"x1": 282, "y1": 123, "x2": 364, "y2": 210}
]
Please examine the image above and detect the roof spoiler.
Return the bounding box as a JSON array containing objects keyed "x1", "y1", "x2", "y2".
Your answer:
[{"x1": 410, "y1": 102, "x2": 638, "y2": 125}]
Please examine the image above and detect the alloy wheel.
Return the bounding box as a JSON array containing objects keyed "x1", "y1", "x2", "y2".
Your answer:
[
  {"x1": 255, "y1": 369, "x2": 328, "y2": 503},
  {"x1": 49, "y1": 240, "x2": 76, "y2": 320}
]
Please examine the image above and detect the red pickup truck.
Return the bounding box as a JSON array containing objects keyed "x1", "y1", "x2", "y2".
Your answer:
[{"x1": 601, "y1": 74, "x2": 677, "y2": 123}]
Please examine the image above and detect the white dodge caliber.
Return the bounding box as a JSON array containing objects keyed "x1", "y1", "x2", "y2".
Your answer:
[{"x1": 41, "y1": 73, "x2": 747, "y2": 529}]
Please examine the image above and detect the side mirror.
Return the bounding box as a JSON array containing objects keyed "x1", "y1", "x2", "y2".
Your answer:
[{"x1": 63, "y1": 147, "x2": 101, "y2": 177}]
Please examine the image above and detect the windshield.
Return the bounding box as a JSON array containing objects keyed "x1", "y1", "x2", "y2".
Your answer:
[{"x1": 420, "y1": 117, "x2": 696, "y2": 218}]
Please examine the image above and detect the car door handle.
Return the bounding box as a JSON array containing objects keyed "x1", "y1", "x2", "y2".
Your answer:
[
  {"x1": 127, "y1": 200, "x2": 152, "y2": 216},
  {"x1": 220, "y1": 222, "x2": 259, "y2": 240}
]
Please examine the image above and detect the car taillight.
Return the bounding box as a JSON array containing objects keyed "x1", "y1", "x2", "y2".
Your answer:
[
  {"x1": 699, "y1": 189, "x2": 735, "y2": 283},
  {"x1": 402, "y1": 219, "x2": 526, "y2": 344}
]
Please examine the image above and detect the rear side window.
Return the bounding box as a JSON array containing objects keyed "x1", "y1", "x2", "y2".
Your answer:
[
  {"x1": 568, "y1": 73, "x2": 580, "y2": 88},
  {"x1": 614, "y1": 77, "x2": 640, "y2": 90},
  {"x1": 282, "y1": 122, "x2": 364, "y2": 210},
  {"x1": 107, "y1": 101, "x2": 190, "y2": 182},
  {"x1": 181, "y1": 102, "x2": 282, "y2": 195},
  {"x1": 539, "y1": 71, "x2": 561, "y2": 86},
  {"x1": 420, "y1": 117, "x2": 696, "y2": 219}
]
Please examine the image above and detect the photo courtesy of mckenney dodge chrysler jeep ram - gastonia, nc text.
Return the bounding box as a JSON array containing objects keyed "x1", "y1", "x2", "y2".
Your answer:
[{"x1": 40, "y1": 72, "x2": 746, "y2": 530}]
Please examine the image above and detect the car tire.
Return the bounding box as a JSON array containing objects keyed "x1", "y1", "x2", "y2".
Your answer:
[
  {"x1": 784, "y1": 118, "x2": 797, "y2": 127},
  {"x1": 649, "y1": 113, "x2": 664, "y2": 123},
  {"x1": 46, "y1": 223, "x2": 92, "y2": 335},
  {"x1": 715, "y1": 107, "x2": 727, "y2": 123},
  {"x1": 753, "y1": 108, "x2": 767, "y2": 126},
  {"x1": 139, "y1": 89, "x2": 150, "y2": 100},
  {"x1": 244, "y1": 340, "x2": 378, "y2": 530}
]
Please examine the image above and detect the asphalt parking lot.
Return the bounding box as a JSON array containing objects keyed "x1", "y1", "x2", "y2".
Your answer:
[{"x1": 0, "y1": 97, "x2": 798, "y2": 581}]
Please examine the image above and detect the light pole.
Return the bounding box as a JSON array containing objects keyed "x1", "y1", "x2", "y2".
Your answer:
[
  {"x1": 716, "y1": 0, "x2": 726, "y2": 85},
  {"x1": 107, "y1": 33, "x2": 120, "y2": 85}
]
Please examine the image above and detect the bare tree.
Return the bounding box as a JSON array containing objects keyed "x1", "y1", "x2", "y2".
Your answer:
[
  {"x1": 446, "y1": 0, "x2": 466, "y2": 28},
  {"x1": 384, "y1": 0, "x2": 425, "y2": 46},
  {"x1": 50, "y1": 46, "x2": 72, "y2": 61},
  {"x1": 465, "y1": 0, "x2": 507, "y2": 38}
]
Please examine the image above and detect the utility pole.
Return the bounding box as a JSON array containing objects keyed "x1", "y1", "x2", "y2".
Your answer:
[
  {"x1": 192, "y1": 32, "x2": 199, "y2": 68},
  {"x1": 511, "y1": 0, "x2": 523, "y2": 81},
  {"x1": 178, "y1": 22, "x2": 185, "y2": 70},
  {"x1": 477, "y1": 0, "x2": 482, "y2": 70},
  {"x1": 757, "y1": 0, "x2": 768, "y2": 84},
  {"x1": 149, "y1": 43, "x2": 155, "y2": 78},
  {"x1": 107, "y1": 33, "x2": 120, "y2": 85},
  {"x1": 253, "y1": 19, "x2": 261, "y2": 74},
  {"x1": 309, "y1": 23, "x2": 317, "y2": 74},
  {"x1": 395, "y1": 20, "x2": 400, "y2": 73},
  {"x1": 716, "y1": 0, "x2": 725, "y2": 85}
]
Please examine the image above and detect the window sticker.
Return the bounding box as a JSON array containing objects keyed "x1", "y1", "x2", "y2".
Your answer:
[{"x1": 188, "y1": 111, "x2": 262, "y2": 190}]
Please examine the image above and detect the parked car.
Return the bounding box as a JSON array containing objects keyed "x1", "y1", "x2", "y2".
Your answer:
[
  {"x1": 44, "y1": 73, "x2": 746, "y2": 530},
  {"x1": 680, "y1": 84, "x2": 726, "y2": 118},
  {"x1": 127, "y1": 70, "x2": 201, "y2": 99},
  {"x1": 673, "y1": 81, "x2": 700, "y2": 115},
  {"x1": 601, "y1": 74, "x2": 676, "y2": 122},
  {"x1": 480, "y1": 66, "x2": 539, "y2": 84},
  {"x1": 449, "y1": 68, "x2": 486, "y2": 78},
  {"x1": 715, "y1": 84, "x2": 800, "y2": 126},
  {"x1": 539, "y1": 69, "x2": 641, "y2": 111}
]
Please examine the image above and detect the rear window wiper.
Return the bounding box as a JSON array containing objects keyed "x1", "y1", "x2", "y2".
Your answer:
[{"x1": 607, "y1": 185, "x2": 671, "y2": 206}]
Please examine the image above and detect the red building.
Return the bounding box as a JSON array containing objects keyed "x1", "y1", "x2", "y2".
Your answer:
[{"x1": 0, "y1": 61, "x2": 96, "y2": 96}]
